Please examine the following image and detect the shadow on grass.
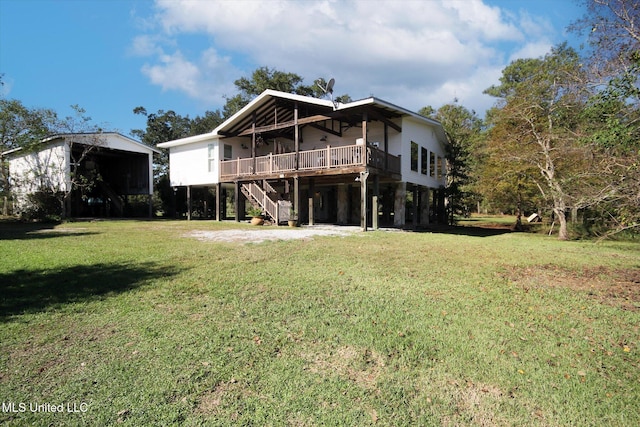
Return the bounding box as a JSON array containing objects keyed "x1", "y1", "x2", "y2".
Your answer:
[
  {"x1": 419, "y1": 224, "x2": 514, "y2": 237},
  {"x1": 0, "y1": 221, "x2": 100, "y2": 241},
  {"x1": 0, "y1": 262, "x2": 180, "y2": 320}
]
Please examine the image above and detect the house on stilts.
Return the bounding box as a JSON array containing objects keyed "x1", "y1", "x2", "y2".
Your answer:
[{"x1": 157, "y1": 89, "x2": 448, "y2": 229}]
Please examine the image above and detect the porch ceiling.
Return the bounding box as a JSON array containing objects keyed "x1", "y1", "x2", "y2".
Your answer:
[{"x1": 218, "y1": 96, "x2": 403, "y2": 141}]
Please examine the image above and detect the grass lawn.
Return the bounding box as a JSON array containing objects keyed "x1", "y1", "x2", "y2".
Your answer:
[{"x1": 1, "y1": 220, "x2": 638, "y2": 426}]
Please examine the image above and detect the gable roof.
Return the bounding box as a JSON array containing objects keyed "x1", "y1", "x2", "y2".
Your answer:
[
  {"x1": 3, "y1": 132, "x2": 160, "y2": 157},
  {"x1": 158, "y1": 90, "x2": 448, "y2": 148}
]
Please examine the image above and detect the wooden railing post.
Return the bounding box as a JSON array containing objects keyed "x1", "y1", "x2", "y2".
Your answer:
[{"x1": 326, "y1": 145, "x2": 331, "y2": 169}]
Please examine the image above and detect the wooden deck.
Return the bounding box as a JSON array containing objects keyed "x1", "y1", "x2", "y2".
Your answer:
[{"x1": 220, "y1": 144, "x2": 400, "y2": 181}]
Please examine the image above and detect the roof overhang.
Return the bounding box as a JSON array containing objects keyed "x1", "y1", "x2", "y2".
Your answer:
[
  {"x1": 2, "y1": 132, "x2": 160, "y2": 157},
  {"x1": 156, "y1": 89, "x2": 449, "y2": 148},
  {"x1": 157, "y1": 132, "x2": 219, "y2": 148}
]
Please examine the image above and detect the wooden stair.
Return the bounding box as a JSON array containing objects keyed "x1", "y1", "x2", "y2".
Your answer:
[
  {"x1": 241, "y1": 182, "x2": 277, "y2": 222},
  {"x1": 241, "y1": 181, "x2": 293, "y2": 224}
]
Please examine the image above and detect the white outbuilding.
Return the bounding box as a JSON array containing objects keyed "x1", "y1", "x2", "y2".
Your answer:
[{"x1": 5, "y1": 132, "x2": 159, "y2": 217}]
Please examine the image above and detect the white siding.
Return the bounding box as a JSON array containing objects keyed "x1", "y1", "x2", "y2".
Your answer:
[
  {"x1": 9, "y1": 142, "x2": 69, "y2": 194},
  {"x1": 399, "y1": 117, "x2": 446, "y2": 188},
  {"x1": 168, "y1": 138, "x2": 220, "y2": 186}
]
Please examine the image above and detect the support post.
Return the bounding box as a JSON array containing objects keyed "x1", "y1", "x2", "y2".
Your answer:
[
  {"x1": 372, "y1": 195, "x2": 379, "y2": 230},
  {"x1": 412, "y1": 185, "x2": 418, "y2": 230},
  {"x1": 337, "y1": 184, "x2": 348, "y2": 225},
  {"x1": 360, "y1": 170, "x2": 369, "y2": 231},
  {"x1": 187, "y1": 185, "x2": 192, "y2": 221},
  {"x1": 294, "y1": 101, "x2": 299, "y2": 170},
  {"x1": 215, "y1": 183, "x2": 222, "y2": 221},
  {"x1": 251, "y1": 112, "x2": 257, "y2": 174},
  {"x1": 394, "y1": 182, "x2": 406, "y2": 228},
  {"x1": 308, "y1": 178, "x2": 315, "y2": 226},
  {"x1": 293, "y1": 176, "x2": 299, "y2": 221},
  {"x1": 372, "y1": 174, "x2": 379, "y2": 230},
  {"x1": 362, "y1": 111, "x2": 368, "y2": 166},
  {"x1": 384, "y1": 123, "x2": 389, "y2": 171},
  {"x1": 203, "y1": 186, "x2": 208, "y2": 219},
  {"x1": 234, "y1": 181, "x2": 241, "y2": 222},
  {"x1": 420, "y1": 187, "x2": 430, "y2": 226}
]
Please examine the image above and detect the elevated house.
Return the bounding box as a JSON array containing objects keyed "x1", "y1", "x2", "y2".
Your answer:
[
  {"x1": 158, "y1": 90, "x2": 449, "y2": 229},
  {"x1": 6, "y1": 133, "x2": 159, "y2": 218}
]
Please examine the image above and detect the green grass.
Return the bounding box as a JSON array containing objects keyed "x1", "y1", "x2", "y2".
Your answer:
[{"x1": 1, "y1": 220, "x2": 638, "y2": 426}]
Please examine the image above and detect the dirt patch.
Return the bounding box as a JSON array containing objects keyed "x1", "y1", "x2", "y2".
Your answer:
[
  {"x1": 503, "y1": 265, "x2": 640, "y2": 311},
  {"x1": 187, "y1": 225, "x2": 359, "y2": 244},
  {"x1": 302, "y1": 344, "x2": 385, "y2": 390},
  {"x1": 197, "y1": 379, "x2": 252, "y2": 417},
  {"x1": 441, "y1": 380, "x2": 506, "y2": 427}
]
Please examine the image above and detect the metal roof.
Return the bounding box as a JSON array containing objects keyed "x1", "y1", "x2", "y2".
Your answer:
[{"x1": 158, "y1": 90, "x2": 449, "y2": 148}]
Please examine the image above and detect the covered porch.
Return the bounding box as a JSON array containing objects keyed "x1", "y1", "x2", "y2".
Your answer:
[{"x1": 220, "y1": 143, "x2": 401, "y2": 181}]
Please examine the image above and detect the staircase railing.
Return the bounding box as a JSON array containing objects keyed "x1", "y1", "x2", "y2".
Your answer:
[{"x1": 241, "y1": 182, "x2": 279, "y2": 222}]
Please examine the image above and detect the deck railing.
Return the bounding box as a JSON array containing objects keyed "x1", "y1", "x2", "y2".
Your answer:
[
  {"x1": 241, "y1": 182, "x2": 279, "y2": 222},
  {"x1": 220, "y1": 144, "x2": 399, "y2": 180}
]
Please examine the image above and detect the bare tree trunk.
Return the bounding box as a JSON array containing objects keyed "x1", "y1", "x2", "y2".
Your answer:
[
  {"x1": 60, "y1": 197, "x2": 67, "y2": 220},
  {"x1": 553, "y1": 205, "x2": 569, "y2": 240}
]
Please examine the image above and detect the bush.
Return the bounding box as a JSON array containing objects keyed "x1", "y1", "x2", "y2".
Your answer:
[{"x1": 21, "y1": 189, "x2": 62, "y2": 222}]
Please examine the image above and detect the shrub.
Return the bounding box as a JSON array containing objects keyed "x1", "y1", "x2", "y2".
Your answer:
[{"x1": 21, "y1": 189, "x2": 62, "y2": 221}]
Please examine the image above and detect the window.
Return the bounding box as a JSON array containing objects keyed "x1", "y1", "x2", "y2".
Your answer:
[
  {"x1": 223, "y1": 144, "x2": 232, "y2": 161},
  {"x1": 411, "y1": 141, "x2": 418, "y2": 172},
  {"x1": 421, "y1": 147, "x2": 428, "y2": 175},
  {"x1": 208, "y1": 144, "x2": 216, "y2": 172},
  {"x1": 430, "y1": 152, "x2": 436, "y2": 177}
]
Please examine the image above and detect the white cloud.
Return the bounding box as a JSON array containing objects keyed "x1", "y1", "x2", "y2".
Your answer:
[
  {"x1": 140, "y1": 48, "x2": 239, "y2": 103},
  {"x1": 442, "y1": 0, "x2": 523, "y2": 41},
  {"x1": 509, "y1": 41, "x2": 553, "y2": 62},
  {"x1": 129, "y1": 35, "x2": 163, "y2": 57},
  {"x1": 132, "y1": 0, "x2": 565, "y2": 116},
  {"x1": 141, "y1": 51, "x2": 201, "y2": 97}
]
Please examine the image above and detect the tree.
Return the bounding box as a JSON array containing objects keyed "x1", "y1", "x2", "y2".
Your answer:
[
  {"x1": 2, "y1": 103, "x2": 106, "y2": 219},
  {"x1": 571, "y1": 0, "x2": 639, "y2": 77},
  {"x1": 131, "y1": 107, "x2": 193, "y2": 179},
  {"x1": 222, "y1": 67, "x2": 311, "y2": 118},
  {"x1": 0, "y1": 98, "x2": 58, "y2": 215},
  {"x1": 131, "y1": 107, "x2": 225, "y2": 217},
  {"x1": 475, "y1": 107, "x2": 545, "y2": 221},
  {"x1": 222, "y1": 67, "x2": 350, "y2": 118},
  {"x1": 420, "y1": 102, "x2": 483, "y2": 223},
  {"x1": 570, "y1": 0, "x2": 640, "y2": 235},
  {"x1": 484, "y1": 44, "x2": 596, "y2": 240},
  {"x1": 190, "y1": 110, "x2": 225, "y2": 135}
]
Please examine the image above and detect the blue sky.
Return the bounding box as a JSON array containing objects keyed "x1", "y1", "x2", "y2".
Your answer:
[{"x1": 0, "y1": 0, "x2": 586, "y2": 139}]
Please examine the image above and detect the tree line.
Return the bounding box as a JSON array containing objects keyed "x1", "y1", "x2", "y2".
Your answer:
[
  {"x1": 421, "y1": 0, "x2": 638, "y2": 239},
  {"x1": 1, "y1": 0, "x2": 637, "y2": 239}
]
